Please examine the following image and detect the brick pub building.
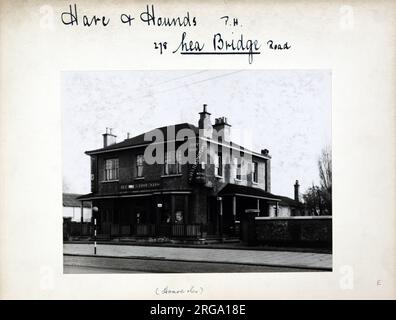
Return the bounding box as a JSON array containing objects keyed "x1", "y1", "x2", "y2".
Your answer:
[{"x1": 78, "y1": 105, "x2": 301, "y2": 240}]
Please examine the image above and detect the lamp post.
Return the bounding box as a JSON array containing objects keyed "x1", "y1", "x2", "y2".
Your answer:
[
  {"x1": 217, "y1": 196, "x2": 223, "y2": 240},
  {"x1": 92, "y1": 206, "x2": 99, "y2": 255}
]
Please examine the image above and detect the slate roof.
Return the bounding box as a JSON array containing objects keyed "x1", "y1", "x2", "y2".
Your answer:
[
  {"x1": 86, "y1": 123, "x2": 199, "y2": 155},
  {"x1": 85, "y1": 122, "x2": 269, "y2": 159},
  {"x1": 277, "y1": 196, "x2": 303, "y2": 207},
  {"x1": 63, "y1": 193, "x2": 92, "y2": 208}
]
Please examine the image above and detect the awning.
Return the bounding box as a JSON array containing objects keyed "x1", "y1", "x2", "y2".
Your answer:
[{"x1": 217, "y1": 184, "x2": 282, "y2": 201}]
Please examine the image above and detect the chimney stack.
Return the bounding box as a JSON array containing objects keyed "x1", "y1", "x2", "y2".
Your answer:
[
  {"x1": 103, "y1": 127, "x2": 117, "y2": 147},
  {"x1": 213, "y1": 116, "x2": 231, "y2": 141},
  {"x1": 198, "y1": 104, "x2": 212, "y2": 138},
  {"x1": 294, "y1": 180, "x2": 300, "y2": 202},
  {"x1": 261, "y1": 149, "x2": 269, "y2": 156}
]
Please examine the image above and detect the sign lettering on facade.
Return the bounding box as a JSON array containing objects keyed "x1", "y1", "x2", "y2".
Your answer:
[{"x1": 119, "y1": 181, "x2": 162, "y2": 192}]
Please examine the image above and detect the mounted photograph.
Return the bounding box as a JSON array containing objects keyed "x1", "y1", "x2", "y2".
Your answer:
[{"x1": 62, "y1": 70, "x2": 332, "y2": 273}]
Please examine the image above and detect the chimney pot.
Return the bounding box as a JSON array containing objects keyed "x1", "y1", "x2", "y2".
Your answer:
[{"x1": 261, "y1": 149, "x2": 269, "y2": 156}]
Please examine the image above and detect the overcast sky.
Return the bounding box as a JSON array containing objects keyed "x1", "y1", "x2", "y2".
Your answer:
[{"x1": 62, "y1": 70, "x2": 331, "y2": 198}]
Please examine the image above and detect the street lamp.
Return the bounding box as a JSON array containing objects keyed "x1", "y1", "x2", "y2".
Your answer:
[{"x1": 92, "y1": 206, "x2": 99, "y2": 255}]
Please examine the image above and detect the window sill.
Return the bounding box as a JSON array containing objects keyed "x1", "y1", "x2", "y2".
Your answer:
[
  {"x1": 134, "y1": 177, "x2": 145, "y2": 180},
  {"x1": 252, "y1": 181, "x2": 259, "y2": 185},
  {"x1": 215, "y1": 175, "x2": 223, "y2": 180},
  {"x1": 234, "y1": 178, "x2": 242, "y2": 182},
  {"x1": 161, "y1": 174, "x2": 183, "y2": 178},
  {"x1": 100, "y1": 180, "x2": 119, "y2": 183}
]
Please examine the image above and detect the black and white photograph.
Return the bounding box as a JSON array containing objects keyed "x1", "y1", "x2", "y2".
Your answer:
[
  {"x1": 62, "y1": 70, "x2": 332, "y2": 273},
  {"x1": 1, "y1": 0, "x2": 396, "y2": 302}
]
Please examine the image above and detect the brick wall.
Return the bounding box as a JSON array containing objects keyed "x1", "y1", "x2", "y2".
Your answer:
[
  {"x1": 92, "y1": 146, "x2": 191, "y2": 195},
  {"x1": 253, "y1": 216, "x2": 332, "y2": 248}
]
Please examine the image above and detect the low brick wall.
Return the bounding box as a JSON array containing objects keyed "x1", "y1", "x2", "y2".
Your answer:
[{"x1": 254, "y1": 216, "x2": 332, "y2": 248}]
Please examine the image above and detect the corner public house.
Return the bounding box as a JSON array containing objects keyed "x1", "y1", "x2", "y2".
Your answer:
[{"x1": 79, "y1": 105, "x2": 300, "y2": 240}]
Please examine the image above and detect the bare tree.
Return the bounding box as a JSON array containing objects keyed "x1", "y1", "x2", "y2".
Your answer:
[
  {"x1": 318, "y1": 146, "x2": 332, "y2": 215},
  {"x1": 303, "y1": 146, "x2": 332, "y2": 215},
  {"x1": 318, "y1": 146, "x2": 332, "y2": 192}
]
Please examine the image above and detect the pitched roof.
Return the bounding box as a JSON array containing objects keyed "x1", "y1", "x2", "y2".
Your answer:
[
  {"x1": 218, "y1": 184, "x2": 281, "y2": 201},
  {"x1": 63, "y1": 193, "x2": 92, "y2": 208},
  {"x1": 277, "y1": 195, "x2": 302, "y2": 207},
  {"x1": 86, "y1": 123, "x2": 199, "y2": 155},
  {"x1": 85, "y1": 122, "x2": 269, "y2": 159}
]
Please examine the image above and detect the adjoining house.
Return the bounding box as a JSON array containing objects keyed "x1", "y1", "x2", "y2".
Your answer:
[
  {"x1": 77, "y1": 105, "x2": 302, "y2": 239},
  {"x1": 273, "y1": 181, "x2": 305, "y2": 217},
  {"x1": 63, "y1": 193, "x2": 92, "y2": 222}
]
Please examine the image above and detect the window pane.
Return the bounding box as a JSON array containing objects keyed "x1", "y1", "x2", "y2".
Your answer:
[
  {"x1": 137, "y1": 154, "x2": 143, "y2": 165},
  {"x1": 104, "y1": 159, "x2": 119, "y2": 181},
  {"x1": 236, "y1": 158, "x2": 241, "y2": 179},
  {"x1": 176, "y1": 150, "x2": 182, "y2": 173},
  {"x1": 253, "y1": 162, "x2": 258, "y2": 182},
  {"x1": 165, "y1": 151, "x2": 180, "y2": 175},
  {"x1": 217, "y1": 154, "x2": 223, "y2": 176},
  {"x1": 136, "y1": 154, "x2": 144, "y2": 177}
]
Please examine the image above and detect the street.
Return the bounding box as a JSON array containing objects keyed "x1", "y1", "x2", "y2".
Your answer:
[
  {"x1": 63, "y1": 243, "x2": 332, "y2": 273},
  {"x1": 64, "y1": 255, "x2": 323, "y2": 273}
]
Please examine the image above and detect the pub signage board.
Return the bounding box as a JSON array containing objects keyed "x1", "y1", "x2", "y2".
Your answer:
[{"x1": 119, "y1": 181, "x2": 162, "y2": 192}]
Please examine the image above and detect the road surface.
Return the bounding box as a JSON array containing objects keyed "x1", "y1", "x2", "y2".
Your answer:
[{"x1": 64, "y1": 255, "x2": 324, "y2": 273}]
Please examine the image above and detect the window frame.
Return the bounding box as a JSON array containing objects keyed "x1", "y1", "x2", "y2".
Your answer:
[
  {"x1": 235, "y1": 157, "x2": 242, "y2": 180},
  {"x1": 104, "y1": 158, "x2": 119, "y2": 181},
  {"x1": 215, "y1": 152, "x2": 223, "y2": 177},
  {"x1": 136, "y1": 154, "x2": 144, "y2": 178},
  {"x1": 252, "y1": 161, "x2": 259, "y2": 183},
  {"x1": 164, "y1": 149, "x2": 182, "y2": 175}
]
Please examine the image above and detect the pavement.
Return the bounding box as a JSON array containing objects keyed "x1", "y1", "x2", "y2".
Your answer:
[
  {"x1": 63, "y1": 243, "x2": 332, "y2": 270},
  {"x1": 65, "y1": 239, "x2": 331, "y2": 253},
  {"x1": 63, "y1": 255, "x2": 322, "y2": 273}
]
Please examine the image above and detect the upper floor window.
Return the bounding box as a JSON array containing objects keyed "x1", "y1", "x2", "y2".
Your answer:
[
  {"x1": 165, "y1": 150, "x2": 182, "y2": 175},
  {"x1": 215, "y1": 153, "x2": 223, "y2": 177},
  {"x1": 104, "y1": 158, "x2": 119, "y2": 181},
  {"x1": 235, "y1": 158, "x2": 242, "y2": 180},
  {"x1": 253, "y1": 161, "x2": 258, "y2": 183},
  {"x1": 136, "y1": 154, "x2": 144, "y2": 177},
  {"x1": 263, "y1": 160, "x2": 268, "y2": 190}
]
